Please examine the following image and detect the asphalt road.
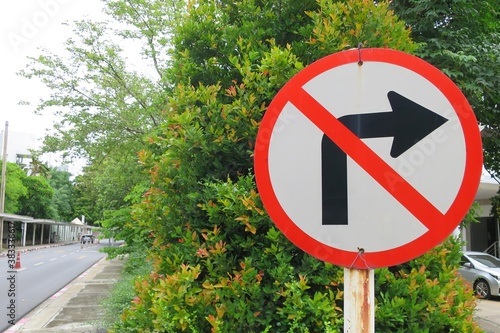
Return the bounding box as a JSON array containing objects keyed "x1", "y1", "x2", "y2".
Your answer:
[{"x1": 0, "y1": 243, "x2": 107, "y2": 332}]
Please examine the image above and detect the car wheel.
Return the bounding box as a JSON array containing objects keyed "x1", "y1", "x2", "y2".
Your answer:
[{"x1": 474, "y1": 279, "x2": 491, "y2": 299}]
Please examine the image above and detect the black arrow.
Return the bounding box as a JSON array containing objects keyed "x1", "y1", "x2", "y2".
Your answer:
[{"x1": 321, "y1": 91, "x2": 449, "y2": 225}]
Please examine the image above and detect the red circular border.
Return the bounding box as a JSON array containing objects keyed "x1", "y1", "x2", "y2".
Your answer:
[{"x1": 254, "y1": 48, "x2": 483, "y2": 268}]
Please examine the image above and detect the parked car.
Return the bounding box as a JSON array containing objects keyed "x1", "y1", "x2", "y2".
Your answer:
[
  {"x1": 459, "y1": 251, "x2": 500, "y2": 299},
  {"x1": 81, "y1": 234, "x2": 94, "y2": 244}
]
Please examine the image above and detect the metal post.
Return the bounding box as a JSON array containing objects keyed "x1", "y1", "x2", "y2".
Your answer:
[
  {"x1": 32, "y1": 224, "x2": 36, "y2": 245},
  {"x1": 344, "y1": 268, "x2": 375, "y2": 333},
  {"x1": 40, "y1": 224, "x2": 44, "y2": 245},
  {"x1": 0, "y1": 121, "x2": 9, "y2": 252},
  {"x1": 22, "y1": 222, "x2": 27, "y2": 247}
]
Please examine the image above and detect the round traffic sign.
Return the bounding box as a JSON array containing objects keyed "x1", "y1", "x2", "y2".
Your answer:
[{"x1": 254, "y1": 48, "x2": 482, "y2": 268}]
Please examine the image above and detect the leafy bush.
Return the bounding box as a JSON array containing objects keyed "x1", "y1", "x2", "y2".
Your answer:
[
  {"x1": 112, "y1": 175, "x2": 344, "y2": 332},
  {"x1": 108, "y1": 0, "x2": 482, "y2": 332},
  {"x1": 376, "y1": 237, "x2": 483, "y2": 333}
]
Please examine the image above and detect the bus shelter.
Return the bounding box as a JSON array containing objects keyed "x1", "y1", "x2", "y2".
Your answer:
[{"x1": 0, "y1": 213, "x2": 95, "y2": 251}]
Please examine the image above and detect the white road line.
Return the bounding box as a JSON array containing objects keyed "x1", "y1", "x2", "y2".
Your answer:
[
  {"x1": 16, "y1": 268, "x2": 27, "y2": 272},
  {"x1": 34, "y1": 262, "x2": 44, "y2": 266},
  {"x1": 61, "y1": 255, "x2": 67, "y2": 257},
  {"x1": 50, "y1": 258, "x2": 57, "y2": 261}
]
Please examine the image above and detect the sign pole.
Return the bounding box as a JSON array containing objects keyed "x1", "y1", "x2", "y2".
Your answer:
[
  {"x1": 0, "y1": 121, "x2": 9, "y2": 253},
  {"x1": 344, "y1": 268, "x2": 374, "y2": 333},
  {"x1": 254, "y1": 47, "x2": 482, "y2": 330}
]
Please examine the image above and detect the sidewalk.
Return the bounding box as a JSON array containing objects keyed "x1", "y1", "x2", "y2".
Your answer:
[
  {"x1": 0, "y1": 241, "x2": 80, "y2": 257},
  {"x1": 4, "y1": 254, "x2": 124, "y2": 333},
  {"x1": 476, "y1": 299, "x2": 500, "y2": 333}
]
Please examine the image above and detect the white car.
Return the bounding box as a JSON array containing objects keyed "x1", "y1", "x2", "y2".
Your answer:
[
  {"x1": 459, "y1": 251, "x2": 500, "y2": 299},
  {"x1": 81, "y1": 234, "x2": 94, "y2": 244}
]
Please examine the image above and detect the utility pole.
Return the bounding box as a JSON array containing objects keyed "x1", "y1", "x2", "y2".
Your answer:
[{"x1": 0, "y1": 121, "x2": 9, "y2": 252}]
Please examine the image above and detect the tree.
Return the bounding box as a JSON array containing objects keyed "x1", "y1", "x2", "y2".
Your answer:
[
  {"x1": 17, "y1": 0, "x2": 185, "y2": 232},
  {"x1": 1, "y1": 161, "x2": 61, "y2": 220},
  {"x1": 72, "y1": 171, "x2": 101, "y2": 225},
  {"x1": 71, "y1": 154, "x2": 148, "y2": 227},
  {"x1": 48, "y1": 167, "x2": 76, "y2": 222},
  {"x1": 19, "y1": 21, "x2": 166, "y2": 163},
  {"x1": 26, "y1": 154, "x2": 51, "y2": 177},
  {"x1": 17, "y1": 176, "x2": 56, "y2": 219},
  {"x1": 0, "y1": 161, "x2": 28, "y2": 214},
  {"x1": 388, "y1": 0, "x2": 500, "y2": 178}
]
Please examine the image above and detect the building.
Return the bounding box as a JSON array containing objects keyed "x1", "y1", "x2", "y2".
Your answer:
[
  {"x1": 0, "y1": 129, "x2": 39, "y2": 166},
  {"x1": 463, "y1": 169, "x2": 500, "y2": 256}
]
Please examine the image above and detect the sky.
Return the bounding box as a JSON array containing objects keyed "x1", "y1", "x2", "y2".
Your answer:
[{"x1": 0, "y1": 0, "x2": 108, "y2": 171}]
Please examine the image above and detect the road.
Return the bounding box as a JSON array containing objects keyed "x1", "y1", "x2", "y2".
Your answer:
[{"x1": 0, "y1": 243, "x2": 107, "y2": 332}]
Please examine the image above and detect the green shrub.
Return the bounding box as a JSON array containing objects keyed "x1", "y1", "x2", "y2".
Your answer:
[
  {"x1": 108, "y1": 0, "x2": 482, "y2": 332},
  {"x1": 111, "y1": 176, "x2": 482, "y2": 332},
  {"x1": 375, "y1": 237, "x2": 483, "y2": 333},
  {"x1": 112, "y1": 175, "x2": 344, "y2": 332}
]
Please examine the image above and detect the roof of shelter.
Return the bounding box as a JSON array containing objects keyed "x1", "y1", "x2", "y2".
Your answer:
[
  {"x1": 0, "y1": 213, "x2": 33, "y2": 222},
  {"x1": 0, "y1": 213, "x2": 98, "y2": 228},
  {"x1": 71, "y1": 218, "x2": 84, "y2": 225}
]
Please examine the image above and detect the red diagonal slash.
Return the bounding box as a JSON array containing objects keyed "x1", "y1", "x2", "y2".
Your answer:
[{"x1": 290, "y1": 87, "x2": 445, "y2": 230}]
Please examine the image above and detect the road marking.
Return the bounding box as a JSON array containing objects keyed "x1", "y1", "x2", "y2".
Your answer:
[
  {"x1": 34, "y1": 262, "x2": 44, "y2": 266},
  {"x1": 50, "y1": 258, "x2": 57, "y2": 261},
  {"x1": 3, "y1": 318, "x2": 30, "y2": 333},
  {"x1": 77, "y1": 255, "x2": 87, "y2": 259},
  {"x1": 50, "y1": 286, "x2": 69, "y2": 299},
  {"x1": 61, "y1": 255, "x2": 67, "y2": 257},
  {"x1": 16, "y1": 268, "x2": 26, "y2": 272}
]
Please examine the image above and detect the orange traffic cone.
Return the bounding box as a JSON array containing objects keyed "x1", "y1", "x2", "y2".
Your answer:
[{"x1": 15, "y1": 252, "x2": 21, "y2": 269}]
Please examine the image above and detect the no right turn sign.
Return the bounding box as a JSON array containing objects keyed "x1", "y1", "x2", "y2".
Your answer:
[{"x1": 254, "y1": 48, "x2": 482, "y2": 268}]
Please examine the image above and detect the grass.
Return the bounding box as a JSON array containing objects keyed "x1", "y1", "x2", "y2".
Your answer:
[{"x1": 98, "y1": 248, "x2": 153, "y2": 329}]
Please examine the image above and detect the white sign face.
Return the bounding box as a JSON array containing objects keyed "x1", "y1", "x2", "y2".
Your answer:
[{"x1": 254, "y1": 48, "x2": 482, "y2": 268}]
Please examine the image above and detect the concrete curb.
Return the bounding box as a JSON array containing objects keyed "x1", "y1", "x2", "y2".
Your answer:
[{"x1": 0, "y1": 242, "x2": 80, "y2": 258}]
